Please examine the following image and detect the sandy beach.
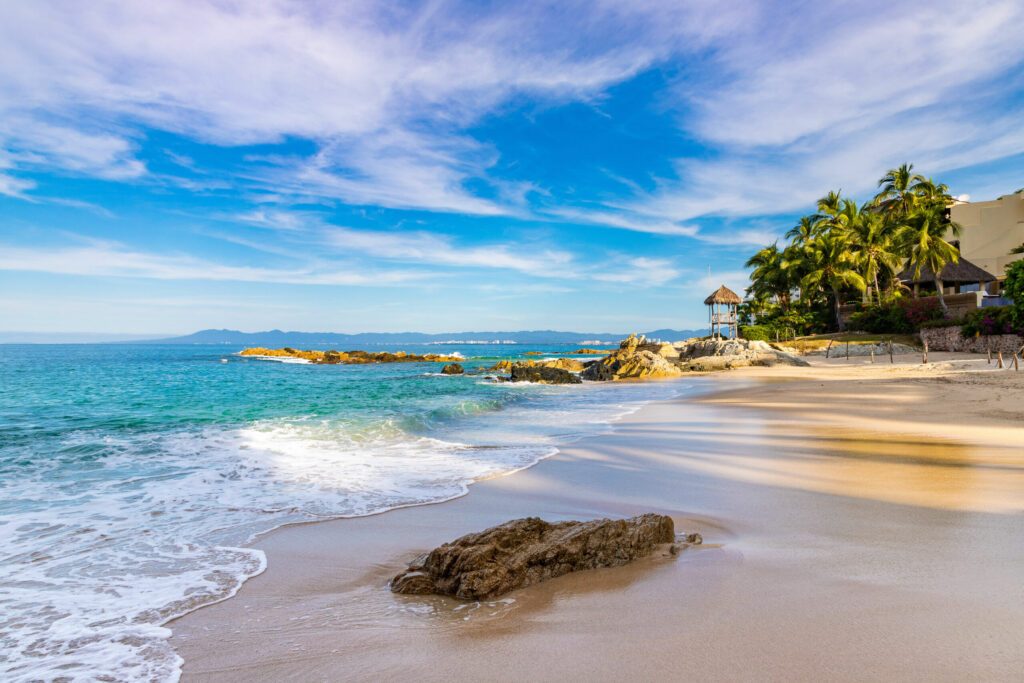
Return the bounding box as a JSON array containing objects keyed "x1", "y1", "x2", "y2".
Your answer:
[{"x1": 171, "y1": 354, "x2": 1024, "y2": 681}]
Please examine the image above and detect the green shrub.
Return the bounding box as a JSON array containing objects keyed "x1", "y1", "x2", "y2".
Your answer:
[
  {"x1": 1004, "y1": 259, "x2": 1024, "y2": 329},
  {"x1": 960, "y1": 306, "x2": 1019, "y2": 337},
  {"x1": 848, "y1": 298, "x2": 945, "y2": 333},
  {"x1": 740, "y1": 325, "x2": 772, "y2": 341}
]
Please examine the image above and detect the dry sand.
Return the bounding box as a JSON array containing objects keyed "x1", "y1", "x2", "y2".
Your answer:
[{"x1": 171, "y1": 353, "x2": 1024, "y2": 682}]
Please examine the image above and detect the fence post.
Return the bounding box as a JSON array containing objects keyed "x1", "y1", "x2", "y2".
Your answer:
[
  {"x1": 987, "y1": 340, "x2": 992, "y2": 365},
  {"x1": 997, "y1": 351, "x2": 1004, "y2": 369},
  {"x1": 922, "y1": 339, "x2": 929, "y2": 364},
  {"x1": 870, "y1": 349, "x2": 875, "y2": 363},
  {"x1": 845, "y1": 342, "x2": 850, "y2": 360},
  {"x1": 826, "y1": 340, "x2": 834, "y2": 359},
  {"x1": 1015, "y1": 353, "x2": 1020, "y2": 372},
  {"x1": 889, "y1": 339, "x2": 894, "y2": 364}
]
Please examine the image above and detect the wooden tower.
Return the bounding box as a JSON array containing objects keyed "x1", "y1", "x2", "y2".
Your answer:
[{"x1": 704, "y1": 285, "x2": 741, "y2": 339}]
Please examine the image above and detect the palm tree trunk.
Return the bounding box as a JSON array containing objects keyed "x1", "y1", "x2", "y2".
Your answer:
[
  {"x1": 873, "y1": 273, "x2": 882, "y2": 306},
  {"x1": 934, "y1": 278, "x2": 948, "y2": 313},
  {"x1": 832, "y1": 285, "x2": 844, "y2": 331}
]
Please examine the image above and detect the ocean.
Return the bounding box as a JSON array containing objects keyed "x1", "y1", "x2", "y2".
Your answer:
[{"x1": 0, "y1": 343, "x2": 685, "y2": 681}]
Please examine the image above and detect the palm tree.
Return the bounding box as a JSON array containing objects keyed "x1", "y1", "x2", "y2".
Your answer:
[
  {"x1": 902, "y1": 204, "x2": 961, "y2": 313},
  {"x1": 785, "y1": 215, "x2": 820, "y2": 246},
  {"x1": 745, "y1": 242, "x2": 791, "y2": 309},
  {"x1": 874, "y1": 163, "x2": 927, "y2": 218},
  {"x1": 846, "y1": 209, "x2": 902, "y2": 304},
  {"x1": 800, "y1": 231, "x2": 866, "y2": 330}
]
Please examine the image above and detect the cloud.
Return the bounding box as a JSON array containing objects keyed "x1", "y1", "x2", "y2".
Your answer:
[
  {"x1": 580, "y1": 0, "x2": 1024, "y2": 227},
  {"x1": 323, "y1": 225, "x2": 575, "y2": 277},
  {"x1": 0, "y1": 1, "x2": 748, "y2": 214},
  {"x1": 0, "y1": 238, "x2": 427, "y2": 286},
  {"x1": 593, "y1": 257, "x2": 680, "y2": 286}
]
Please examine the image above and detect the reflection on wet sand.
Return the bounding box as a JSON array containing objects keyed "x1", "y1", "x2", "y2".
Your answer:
[{"x1": 653, "y1": 412, "x2": 1023, "y2": 513}]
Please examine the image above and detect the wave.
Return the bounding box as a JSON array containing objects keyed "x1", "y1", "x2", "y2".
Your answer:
[{"x1": 0, "y1": 373, "x2": 685, "y2": 682}]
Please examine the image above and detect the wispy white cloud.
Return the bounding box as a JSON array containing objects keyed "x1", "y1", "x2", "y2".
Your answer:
[
  {"x1": 323, "y1": 225, "x2": 575, "y2": 277},
  {"x1": 604, "y1": 0, "x2": 1024, "y2": 226},
  {"x1": 0, "y1": 238, "x2": 428, "y2": 286},
  {"x1": 0, "y1": 1, "x2": 748, "y2": 215},
  {"x1": 593, "y1": 257, "x2": 680, "y2": 286}
]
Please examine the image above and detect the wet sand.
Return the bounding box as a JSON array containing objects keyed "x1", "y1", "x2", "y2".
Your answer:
[{"x1": 171, "y1": 354, "x2": 1024, "y2": 681}]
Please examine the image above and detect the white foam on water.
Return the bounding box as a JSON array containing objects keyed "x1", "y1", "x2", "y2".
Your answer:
[{"x1": 0, "y1": 378, "x2": 687, "y2": 682}]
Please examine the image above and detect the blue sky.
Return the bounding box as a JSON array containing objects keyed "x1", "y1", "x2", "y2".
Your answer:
[{"x1": 1, "y1": 1, "x2": 1023, "y2": 335}]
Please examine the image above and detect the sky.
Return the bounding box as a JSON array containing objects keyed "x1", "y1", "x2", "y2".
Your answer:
[{"x1": 1, "y1": 0, "x2": 1023, "y2": 336}]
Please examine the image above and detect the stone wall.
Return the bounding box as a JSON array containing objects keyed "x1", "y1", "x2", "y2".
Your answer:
[{"x1": 920, "y1": 326, "x2": 1023, "y2": 354}]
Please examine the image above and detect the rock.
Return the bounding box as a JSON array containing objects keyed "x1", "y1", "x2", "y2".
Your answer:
[
  {"x1": 611, "y1": 350, "x2": 683, "y2": 378},
  {"x1": 672, "y1": 338, "x2": 808, "y2": 369},
  {"x1": 581, "y1": 361, "x2": 615, "y2": 381},
  {"x1": 509, "y1": 365, "x2": 582, "y2": 384},
  {"x1": 440, "y1": 363, "x2": 464, "y2": 375},
  {"x1": 573, "y1": 348, "x2": 610, "y2": 355},
  {"x1": 540, "y1": 358, "x2": 585, "y2": 372},
  {"x1": 390, "y1": 514, "x2": 675, "y2": 600},
  {"x1": 584, "y1": 346, "x2": 683, "y2": 381}
]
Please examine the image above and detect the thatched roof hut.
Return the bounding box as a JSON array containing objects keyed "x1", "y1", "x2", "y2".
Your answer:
[
  {"x1": 897, "y1": 257, "x2": 996, "y2": 285},
  {"x1": 704, "y1": 285, "x2": 742, "y2": 305}
]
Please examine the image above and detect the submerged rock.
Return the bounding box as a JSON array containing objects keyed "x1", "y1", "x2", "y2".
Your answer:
[
  {"x1": 440, "y1": 363, "x2": 464, "y2": 375},
  {"x1": 390, "y1": 514, "x2": 675, "y2": 600},
  {"x1": 509, "y1": 365, "x2": 582, "y2": 384}
]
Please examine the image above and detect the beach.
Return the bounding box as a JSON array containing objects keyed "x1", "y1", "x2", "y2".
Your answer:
[{"x1": 170, "y1": 354, "x2": 1024, "y2": 681}]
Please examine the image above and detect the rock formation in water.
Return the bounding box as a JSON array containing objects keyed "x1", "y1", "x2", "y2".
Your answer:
[
  {"x1": 441, "y1": 363, "x2": 464, "y2": 375},
  {"x1": 239, "y1": 347, "x2": 462, "y2": 364},
  {"x1": 490, "y1": 358, "x2": 585, "y2": 373},
  {"x1": 509, "y1": 364, "x2": 582, "y2": 384},
  {"x1": 581, "y1": 334, "x2": 684, "y2": 380},
  {"x1": 390, "y1": 513, "x2": 679, "y2": 599}
]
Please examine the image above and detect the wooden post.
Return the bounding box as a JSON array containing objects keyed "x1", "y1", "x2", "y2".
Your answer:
[
  {"x1": 889, "y1": 339, "x2": 894, "y2": 364},
  {"x1": 987, "y1": 340, "x2": 992, "y2": 364},
  {"x1": 1014, "y1": 353, "x2": 1020, "y2": 372},
  {"x1": 845, "y1": 341, "x2": 850, "y2": 360},
  {"x1": 826, "y1": 339, "x2": 834, "y2": 359},
  {"x1": 922, "y1": 339, "x2": 929, "y2": 364},
  {"x1": 997, "y1": 351, "x2": 1003, "y2": 369},
  {"x1": 870, "y1": 349, "x2": 875, "y2": 363}
]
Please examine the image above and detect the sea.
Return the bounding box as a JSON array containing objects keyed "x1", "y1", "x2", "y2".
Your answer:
[{"x1": 0, "y1": 343, "x2": 686, "y2": 682}]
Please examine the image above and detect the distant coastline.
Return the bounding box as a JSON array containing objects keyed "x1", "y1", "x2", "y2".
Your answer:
[{"x1": 127, "y1": 327, "x2": 705, "y2": 346}]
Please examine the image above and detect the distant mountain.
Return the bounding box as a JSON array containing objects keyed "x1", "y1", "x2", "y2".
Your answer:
[{"x1": 137, "y1": 328, "x2": 707, "y2": 346}]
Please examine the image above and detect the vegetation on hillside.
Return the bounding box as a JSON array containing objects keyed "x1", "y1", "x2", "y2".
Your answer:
[{"x1": 743, "y1": 163, "x2": 962, "y2": 337}]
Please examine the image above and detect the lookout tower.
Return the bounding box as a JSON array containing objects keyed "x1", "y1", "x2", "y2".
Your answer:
[{"x1": 704, "y1": 285, "x2": 741, "y2": 339}]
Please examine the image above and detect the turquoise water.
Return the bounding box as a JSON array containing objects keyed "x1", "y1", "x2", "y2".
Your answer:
[{"x1": 0, "y1": 343, "x2": 684, "y2": 681}]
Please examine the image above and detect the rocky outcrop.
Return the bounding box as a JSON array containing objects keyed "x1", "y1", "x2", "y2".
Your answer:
[
  {"x1": 675, "y1": 338, "x2": 809, "y2": 368},
  {"x1": 441, "y1": 363, "x2": 464, "y2": 375},
  {"x1": 390, "y1": 514, "x2": 679, "y2": 600},
  {"x1": 573, "y1": 348, "x2": 611, "y2": 355},
  {"x1": 240, "y1": 347, "x2": 462, "y2": 364},
  {"x1": 581, "y1": 334, "x2": 684, "y2": 380},
  {"x1": 509, "y1": 365, "x2": 582, "y2": 384},
  {"x1": 490, "y1": 358, "x2": 584, "y2": 373}
]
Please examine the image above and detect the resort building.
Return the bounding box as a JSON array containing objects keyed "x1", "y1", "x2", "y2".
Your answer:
[{"x1": 948, "y1": 190, "x2": 1024, "y2": 293}]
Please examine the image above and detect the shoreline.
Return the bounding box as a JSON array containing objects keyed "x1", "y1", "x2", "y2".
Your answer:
[{"x1": 170, "y1": 354, "x2": 1024, "y2": 681}]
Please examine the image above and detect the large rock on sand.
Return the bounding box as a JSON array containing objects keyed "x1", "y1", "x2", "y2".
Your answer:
[
  {"x1": 510, "y1": 365, "x2": 582, "y2": 384},
  {"x1": 582, "y1": 347, "x2": 683, "y2": 381},
  {"x1": 390, "y1": 514, "x2": 675, "y2": 600}
]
